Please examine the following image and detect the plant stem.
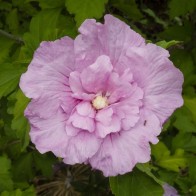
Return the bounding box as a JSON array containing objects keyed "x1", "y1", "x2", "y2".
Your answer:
[{"x1": 0, "y1": 29, "x2": 24, "y2": 44}]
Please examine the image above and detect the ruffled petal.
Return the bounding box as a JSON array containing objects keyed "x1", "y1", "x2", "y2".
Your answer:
[
  {"x1": 20, "y1": 37, "x2": 74, "y2": 99},
  {"x1": 95, "y1": 115, "x2": 121, "y2": 138},
  {"x1": 90, "y1": 113, "x2": 161, "y2": 176},
  {"x1": 80, "y1": 55, "x2": 113, "y2": 93},
  {"x1": 63, "y1": 131, "x2": 102, "y2": 164},
  {"x1": 66, "y1": 124, "x2": 80, "y2": 136},
  {"x1": 27, "y1": 110, "x2": 69, "y2": 157},
  {"x1": 75, "y1": 19, "x2": 103, "y2": 70},
  {"x1": 95, "y1": 108, "x2": 113, "y2": 126},
  {"x1": 98, "y1": 14, "x2": 145, "y2": 66},
  {"x1": 68, "y1": 111, "x2": 95, "y2": 132},
  {"x1": 76, "y1": 101, "x2": 95, "y2": 118},
  {"x1": 124, "y1": 43, "x2": 183, "y2": 124}
]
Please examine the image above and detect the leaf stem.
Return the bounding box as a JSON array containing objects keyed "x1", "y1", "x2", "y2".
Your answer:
[{"x1": 0, "y1": 29, "x2": 24, "y2": 44}]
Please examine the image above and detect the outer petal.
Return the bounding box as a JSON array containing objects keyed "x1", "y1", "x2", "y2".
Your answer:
[
  {"x1": 123, "y1": 44, "x2": 183, "y2": 124},
  {"x1": 20, "y1": 37, "x2": 74, "y2": 99},
  {"x1": 75, "y1": 19, "x2": 103, "y2": 70},
  {"x1": 75, "y1": 14, "x2": 145, "y2": 71},
  {"x1": 99, "y1": 14, "x2": 145, "y2": 66},
  {"x1": 63, "y1": 131, "x2": 102, "y2": 164},
  {"x1": 90, "y1": 113, "x2": 161, "y2": 176},
  {"x1": 26, "y1": 109, "x2": 69, "y2": 157}
]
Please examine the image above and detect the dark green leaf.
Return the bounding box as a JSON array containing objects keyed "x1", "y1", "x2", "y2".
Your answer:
[
  {"x1": 12, "y1": 153, "x2": 34, "y2": 181},
  {"x1": 169, "y1": 0, "x2": 196, "y2": 18},
  {"x1": 110, "y1": 169, "x2": 164, "y2": 196},
  {"x1": 110, "y1": 0, "x2": 142, "y2": 21},
  {"x1": 0, "y1": 156, "x2": 13, "y2": 192}
]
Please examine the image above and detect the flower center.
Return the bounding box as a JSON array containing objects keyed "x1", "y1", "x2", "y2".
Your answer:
[{"x1": 92, "y1": 95, "x2": 108, "y2": 110}]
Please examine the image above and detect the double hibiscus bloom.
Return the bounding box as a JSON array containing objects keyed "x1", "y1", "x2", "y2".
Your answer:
[{"x1": 20, "y1": 15, "x2": 183, "y2": 176}]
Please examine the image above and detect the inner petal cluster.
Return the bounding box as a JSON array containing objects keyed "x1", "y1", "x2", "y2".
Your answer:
[{"x1": 66, "y1": 55, "x2": 144, "y2": 138}]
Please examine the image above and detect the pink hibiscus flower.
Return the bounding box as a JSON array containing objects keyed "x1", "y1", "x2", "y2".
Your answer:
[{"x1": 20, "y1": 15, "x2": 183, "y2": 176}]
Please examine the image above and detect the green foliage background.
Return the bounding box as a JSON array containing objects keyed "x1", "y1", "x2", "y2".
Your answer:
[{"x1": 0, "y1": 0, "x2": 195, "y2": 195}]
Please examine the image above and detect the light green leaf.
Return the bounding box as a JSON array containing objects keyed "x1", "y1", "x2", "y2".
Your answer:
[
  {"x1": 11, "y1": 90, "x2": 30, "y2": 150},
  {"x1": 0, "y1": 186, "x2": 35, "y2": 196},
  {"x1": 152, "y1": 142, "x2": 187, "y2": 172},
  {"x1": 0, "y1": 156, "x2": 13, "y2": 192},
  {"x1": 65, "y1": 0, "x2": 108, "y2": 26},
  {"x1": 0, "y1": 63, "x2": 24, "y2": 98},
  {"x1": 110, "y1": 169, "x2": 163, "y2": 196},
  {"x1": 156, "y1": 40, "x2": 182, "y2": 49}
]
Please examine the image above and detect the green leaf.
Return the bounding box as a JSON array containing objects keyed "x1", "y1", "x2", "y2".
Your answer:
[
  {"x1": 65, "y1": 0, "x2": 108, "y2": 26},
  {"x1": 136, "y1": 163, "x2": 163, "y2": 185},
  {"x1": 188, "y1": 156, "x2": 196, "y2": 184},
  {"x1": 169, "y1": 0, "x2": 196, "y2": 18},
  {"x1": 11, "y1": 90, "x2": 30, "y2": 150},
  {"x1": 0, "y1": 186, "x2": 35, "y2": 196},
  {"x1": 156, "y1": 40, "x2": 182, "y2": 49},
  {"x1": 159, "y1": 22, "x2": 194, "y2": 43},
  {"x1": 0, "y1": 156, "x2": 13, "y2": 192},
  {"x1": 173, "y1": 106, "x2": 196, "y2": 133},
  {"x1": 33, "y1": 152, "x2": 56, "y2": 177},
  {"x1": 110, "y1": 168, "x2": 164, "y2": 196},
  {"x1": 12, "y1": 153, "x2": 34, "y2": 182},
  {"x1": 6, "y1": 9, "x2": 19, "y2": 34},
  {"x1": 170, "y1": 50, "x2": 196, "y2": 88},
  {"x1": 23, "y1": 8, "x2": 61, "y2": 57},
  {"x1": 143, "y1": 8, "x2": 167, "y2": 28},
  {"x1": 184, "y1": 97, "x2": 196, "y2": 123},
  {"x1": 36, "y1": 0, "x2": 65, "y2": 9},
  {"x1": 0, "y1": 63, "x2": 23, "y2": 98},
  {"x1": 57, "y1": 15, "x2": 77, "y2": 38},
  {"x1": 0, "y1": 36, "x2": 14, "y2": 64},
  {"x1": 110, "y1": 0, "x2": 142, "y2": 21},
  {"x1": 158, "y1": 170, "x2": 178, "y2": 185},
  {"x1": 152, "y1": 142, "x2": 187, "y2": 172},
  {"x1": 172, "y1": 132, "x2": 196, "y2": 152}
]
